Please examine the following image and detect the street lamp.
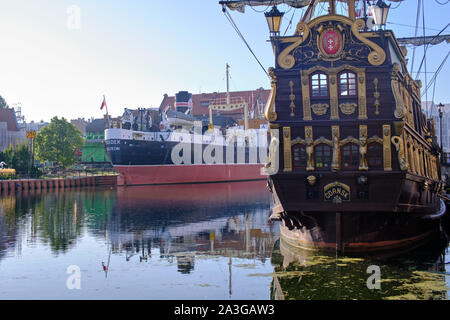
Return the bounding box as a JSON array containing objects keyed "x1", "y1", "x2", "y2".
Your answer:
[
  {"x1": 265, "y1": 6, "x2": 284, "y2": 37},
  {"x1": 438, "y1": 102, "x2": 445, "y2": 164},
  {"x1": 369, "y1": 0, "x2": 391, "y2": 30}
]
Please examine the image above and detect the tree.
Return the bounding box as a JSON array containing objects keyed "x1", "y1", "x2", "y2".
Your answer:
[
  {"x1": 35, "y1": 117, "x2": 84, "y2": 168},
  {"x1": 0, "y1": 143, "x2": 42, "y2": 177},
  {"x1": 0, "y1": 95, "x2": 8, "y2": 109}
]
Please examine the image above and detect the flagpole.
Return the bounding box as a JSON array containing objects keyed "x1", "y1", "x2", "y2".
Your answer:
[{"x1": 103, "y1": 94, "x2": 110, "y2": 128}]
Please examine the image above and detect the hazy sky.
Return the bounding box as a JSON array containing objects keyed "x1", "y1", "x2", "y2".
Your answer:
[{"x1": 0, "y1": 0, "x2": 449, "y2": 122}]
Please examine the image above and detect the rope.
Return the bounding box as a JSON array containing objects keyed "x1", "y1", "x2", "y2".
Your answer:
[
  {"x1": 222, "y1": 6, "x2": 270, "y2": 78},
  {"x1": 410, "y1": 0, "x2": 421, "y2": 75}
]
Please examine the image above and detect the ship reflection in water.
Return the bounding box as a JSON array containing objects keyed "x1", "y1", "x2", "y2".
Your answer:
[{"x1": 0, "y1": 183, "x2": 449, "y2": 300}]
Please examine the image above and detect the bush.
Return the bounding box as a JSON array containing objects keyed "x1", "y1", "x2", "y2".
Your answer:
[{"x1": 0, "y1": 168, "x2": 16, "y2": 180}]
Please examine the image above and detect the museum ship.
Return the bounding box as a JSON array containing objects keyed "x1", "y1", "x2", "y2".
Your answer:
[
  {"x1": 220, "y1": 0, "x2": 447, "y2": 254},
  {"x1": 105, "y1": 79, "x2": 268, "y2": 186}
]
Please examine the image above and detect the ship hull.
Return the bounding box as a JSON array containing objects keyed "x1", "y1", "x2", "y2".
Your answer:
[
  {"x1": 268, "y1": 170, "x2": 446, "y2": 255},
  {"x1": 278, "y1": 210, "x2": 443, "y2": 256},
  {"x1": 115, "y1": 163, "x2": 264, "y2": 186},
  {"x1": 105, "y1": 128, "x2": 268, "y2": 186}
]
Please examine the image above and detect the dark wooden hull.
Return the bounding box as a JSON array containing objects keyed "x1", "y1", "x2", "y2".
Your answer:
[
  {"x1": 270, "y1": 171, "x2": 442, "y2": 215},
  {"x1": 277, "y1": 208, "x2": 443, "y2": 255}
]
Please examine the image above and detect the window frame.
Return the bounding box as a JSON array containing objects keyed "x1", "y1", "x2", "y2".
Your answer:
[
  {"x1": 292, "y1": 144, "x2": 307, "y2": 169},
  {"x1": 341, "y1": 143, "x2": 359, "y2": 170},
  {"x1": 310, "y1": 72, "x2": 329, "y2": 99},
  {"x1": 338, "y1": 71, "x2": 358, "y2": 98},
  {"x1": 367, "y1": 142, "x2": 383, "y2": 169},
  {"x1": 314, "y1": 143, "x2": 332, "y2": 170}
]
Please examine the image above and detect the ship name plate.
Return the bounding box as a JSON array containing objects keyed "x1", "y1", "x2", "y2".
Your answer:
[{"x1": 324, "y1": 181, "x2": 350, "y2": 203}]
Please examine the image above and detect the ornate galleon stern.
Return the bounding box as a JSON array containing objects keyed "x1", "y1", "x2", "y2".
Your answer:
[{"x1": 222, "y1": 0, "x2": 446, "y2": 255}]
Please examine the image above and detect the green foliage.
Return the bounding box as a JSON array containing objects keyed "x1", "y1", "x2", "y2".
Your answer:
[
  {"x1": 0, "y1": 95, "x2": 8, "y2": 109},
  {"x1": 0, "y1": 169, "x2": 16, "y2": 180},
  {"x1": 35, "y1": 116, "x2": 84, "y2": 168},
  {"x1": 0, "y1": 143, "x2": 41, "y2": 177}
]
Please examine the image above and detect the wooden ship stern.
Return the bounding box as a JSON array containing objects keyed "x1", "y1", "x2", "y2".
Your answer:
[{"x1": 258, "y1": 0, "x2": 447, "y2": 254}]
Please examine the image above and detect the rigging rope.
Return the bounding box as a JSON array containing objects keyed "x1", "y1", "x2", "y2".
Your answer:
[
  {"x1": 222, "y1": 6, "x2": 270, "y2": 78},
  {"x1": 410, "y1": 0, "x2": 421, "y2": 75},
  {"x1": 421, "y1": 50, "x2": 450, "y2": 99},
  {"x1": 414, "y1": 22, "x2": 450, "y2": 79}
]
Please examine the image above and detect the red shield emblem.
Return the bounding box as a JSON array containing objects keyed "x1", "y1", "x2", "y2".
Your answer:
[{"x1": 321, "y1": 30, "x2": 341, "y2": 56}]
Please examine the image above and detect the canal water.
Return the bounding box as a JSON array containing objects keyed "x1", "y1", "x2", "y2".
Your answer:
[{"x1": 0, "y1": 181, "x2": 449, "y2": 300}]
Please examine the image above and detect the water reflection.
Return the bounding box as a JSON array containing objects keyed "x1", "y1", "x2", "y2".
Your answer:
[
  {"x1": 0, "y1": 182, "x2": 278, "y2": 299},
  {"x1": 0, "y1": 183, "x2": 449, "y2": 300},
  {"x1": 270, "y1": 234, "x2": 449, "y2": 300},
  {"x1": 107, "y1": 183, "x2": 278, "y2": 272}
]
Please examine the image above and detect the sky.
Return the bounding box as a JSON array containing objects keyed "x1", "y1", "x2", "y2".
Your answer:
[{"x1": 0, "y1": 0, "x2": 449, "y2": 123}]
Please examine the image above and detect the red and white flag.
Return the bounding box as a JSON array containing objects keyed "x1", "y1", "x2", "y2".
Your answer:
[{"x1": 100, "y1": 96, "x2": 107, "y2": 110}]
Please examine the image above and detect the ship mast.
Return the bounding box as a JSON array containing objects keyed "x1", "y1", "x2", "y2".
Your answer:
[
  {"x1": 208, "y1": 63, "x2": 249, "y2": 130},
  {"x1": 226, "y1": 63, "x2": 230, "y2": 105}
]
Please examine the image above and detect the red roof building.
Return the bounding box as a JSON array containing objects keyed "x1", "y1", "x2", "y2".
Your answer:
[{"x1": 158, "y1": 88, "x2": 271, "y2": 121}]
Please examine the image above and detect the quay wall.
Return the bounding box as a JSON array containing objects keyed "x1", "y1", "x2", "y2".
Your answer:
[{"x1": 0, "y1": 175, "x2": 117, "y2": 195}]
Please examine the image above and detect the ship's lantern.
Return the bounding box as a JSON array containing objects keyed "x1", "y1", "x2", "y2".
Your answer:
[
  {"x1": 370, "y1": 0, "x2": 391, "y2": 29},
  {"x1": 438, "y1": 102, "x2": 445, "y2": 117},
  {"x1": 265, "y1": 6, "x2": 284, "y2": 36}
]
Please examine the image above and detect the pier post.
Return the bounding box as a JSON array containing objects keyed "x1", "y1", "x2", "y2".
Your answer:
[{"x1": 336, "y1": 212, "x2": 343, "y2": 255}]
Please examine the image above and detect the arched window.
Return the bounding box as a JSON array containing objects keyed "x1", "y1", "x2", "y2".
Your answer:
[
  {"x1": 367, "y1": 143, "x2": 383, "y2": 168},
  {"x1": 314, "y1": 144, "x2": 331, "y2": 170},
  {"x1": 311, "y1": 72, "x2": 329, "y2": 98},
  {"x1": 341, "y1": 143, "x2": 359, "y2": 169},
  {"x1": 292, "y1": 144, "x2": 306, "y2": 168},
  {"x1": 338, "y1": 71, "x2": 357, "y2": 97}
]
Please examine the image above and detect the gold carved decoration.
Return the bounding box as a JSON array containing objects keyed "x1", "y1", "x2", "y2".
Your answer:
[
  {"x1": 283, "y1": 127, "x2": 292, "y2": 172},
  {"x1": 340, "y1": 136, "x2": 359, "y2": 146},
  {"x1": 330, "y1": 74, "x2": 339, "y2": 119},
  {"x1": 391, "y1": 64, "x2": 405, "y2": 119},
  {"x1": 418, "y1": 146, "x2": 424, "y2": 177},
  {"x1": 383, "y1": 124, "x2": 392, "y2": 171},
  {"x1": 413, "y1": 141, "x2": 420, "y2": 176},
  {"x1": 291, "y1": 137, "x2": 306, "y2": 146},
  {"x1": 324, "y1": 181, "x2": 351, "y2": 203},
  {"x1": 278, "y1": 22, "x2": 310, "y2": 70},
  {"x1": 311, "y1": 103, "x2": 329, "y2": 116},
  {"x1": 261, "y1": 128, "x2": 279, "y2": 176},
  {"x1": 406, "y1": 136, "x2": 415, "y2": 174},
  {"x1": 305, "y1": 126, "x2": 315, "y2": 171},
  {"x1": 301, "y1": 64, "x2": 365, "y2": 120},
  {"x1": 301, "y1": 71, "x2": 312, "y2": 120},
  {"x1": 277, "y1": 16, "x2": 385, "y2": 70},
  {"x1": 289, "y1": 81, "x2": 295, "y2": 117},
  {"x1": 339, "y1": 103, "x2": 357, "y2": 115},
  {"x1": 357, "y1": 72, "x2": 367, "y2": 119},
  {"x1": 391, "y1": 136, "x2": 409, "y2": 171},
  {"x1": 359, "y1": 125, "x2": 368, "y2": 171},
  {"x1": 351, "y1": 19, "x2": 386, "y2": 66},
  {"x1": 307, "y1": 175, "x2": 317, "y2": 186},
  {"x1": 423, "y1": 150, "x2": 429, "y2": 178},
  {"x1": 264, "y1": 68, "x2": 278, "y2": 122},
  {"x1": 373, "y1": 78, "x2": 380, "y2": 115},
  {"x1": 331, "y1": 126, "x2": 340, "y2": 171}
]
